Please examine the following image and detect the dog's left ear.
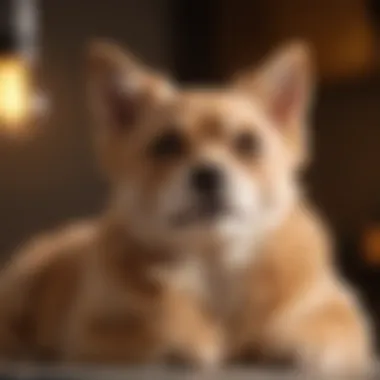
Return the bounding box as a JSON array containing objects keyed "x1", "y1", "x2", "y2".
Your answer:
[
  {"x1": 232, "y1": 42, "x2": 313, "y2": 167},
  {"x1": 86, "y1": 40, "x2": 174, "y2": 136}
]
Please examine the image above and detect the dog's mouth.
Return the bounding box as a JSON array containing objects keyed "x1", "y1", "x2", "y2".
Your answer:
[{"x1": 170, "y1": 199, "x2": 236, "y2": 227}]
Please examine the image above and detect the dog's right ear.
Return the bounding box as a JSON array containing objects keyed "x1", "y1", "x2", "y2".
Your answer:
[{"x1": 86, "y1": 40, "x2": 174, "y2": 135}]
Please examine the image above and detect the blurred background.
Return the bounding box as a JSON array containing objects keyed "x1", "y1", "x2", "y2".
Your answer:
[{"x1": 0, "y1": 0, "x2": 380, "y2": 347}]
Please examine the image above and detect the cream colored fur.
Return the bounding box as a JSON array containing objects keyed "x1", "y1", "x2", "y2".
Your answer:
[{"x1": 0, "y1": 40, "x2": 373, "y2": 376}]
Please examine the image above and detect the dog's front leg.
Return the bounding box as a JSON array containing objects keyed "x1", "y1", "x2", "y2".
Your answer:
[
  {"x1": 154, "y1": 261, "x2": 225, "y2": 369},
  {"x1": 264, "y1": 285, "x2": 374, "y2": 376},
  {"x1": 161, "y1": 288, "x2": 224, "y2": 369},
  {"x1": 61, "y1": 310, "x2": 162, "y2": 365}
]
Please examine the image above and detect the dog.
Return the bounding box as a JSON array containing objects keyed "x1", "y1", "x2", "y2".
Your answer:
[{"x1": 0, "y1": 40, "x2": 373, "y2": 375}]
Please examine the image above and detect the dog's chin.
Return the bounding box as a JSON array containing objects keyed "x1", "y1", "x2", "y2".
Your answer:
[
  {"x1": 166, "y1": 207, "x2": 252, "y2": 244},
  {"x1": 171, "y1": 209, "x2": 229, "y2": 228}
]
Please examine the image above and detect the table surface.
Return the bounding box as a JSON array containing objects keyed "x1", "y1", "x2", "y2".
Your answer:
[{"x1": 0, "y1": 364, "x2": 377, "y2": 380}]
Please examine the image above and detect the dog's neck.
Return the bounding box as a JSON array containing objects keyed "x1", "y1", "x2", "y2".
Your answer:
[
  {"x1": 98, "y1": 196, "x2": 302, "y2": 319},
  {"x1": 101, "y1": 185, "x2": 300, "y2": 271}
]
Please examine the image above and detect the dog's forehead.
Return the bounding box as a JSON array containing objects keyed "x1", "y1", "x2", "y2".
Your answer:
[{"x1": 172, "y1": 89, "x2": 261, "y2": 132}]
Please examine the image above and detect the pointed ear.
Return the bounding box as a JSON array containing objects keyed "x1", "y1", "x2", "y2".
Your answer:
[
  {"x1": 232, "y1": 41, "x2": 314, "y2": 166},
  {"x1": 86, "y1": 40, "x2": 174, "y2": 135}
]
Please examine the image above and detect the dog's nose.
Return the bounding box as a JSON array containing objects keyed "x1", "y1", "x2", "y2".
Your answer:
[{"x1": 190, "y1": 164, "x2": 223, "y2": 195}]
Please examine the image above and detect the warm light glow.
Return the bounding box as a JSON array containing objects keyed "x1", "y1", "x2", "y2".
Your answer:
[{"x1": 0, "y1": 57, "x2": 31, "y2": 130}]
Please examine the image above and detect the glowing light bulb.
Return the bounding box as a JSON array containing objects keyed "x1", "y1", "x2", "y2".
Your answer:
[{"x1": 0, "y1": 56, "x2": 31, "y2": 130}]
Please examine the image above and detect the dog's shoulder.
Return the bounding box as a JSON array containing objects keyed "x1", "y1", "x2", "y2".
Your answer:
[
  {"x1": 244, "y1": 201, "x2": 334, "y2": 311},
  {"x1": 264, "y1": 200, "x2": 333, "y2": 265}
]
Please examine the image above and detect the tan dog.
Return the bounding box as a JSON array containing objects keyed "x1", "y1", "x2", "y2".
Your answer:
[{"x1": 0, "y1": 40, "x2": 373, "y2": 375}]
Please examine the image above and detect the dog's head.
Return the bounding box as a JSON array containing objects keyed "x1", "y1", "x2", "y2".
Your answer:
[{"x1": 87, "y1": 41, "x2": 313, "y2": 250}]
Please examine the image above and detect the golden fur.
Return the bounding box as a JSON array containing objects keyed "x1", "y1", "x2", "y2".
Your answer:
[{"x1": 0, "y1": 40, "x2": 373, "y2": 375}]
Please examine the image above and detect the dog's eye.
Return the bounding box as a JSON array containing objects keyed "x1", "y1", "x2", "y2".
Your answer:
[
  {"x1": 149, "y1": 130, "x2": 186, "y2": 159},
  {"x1": 234, "y1": 132, "x2": 261, "y2": 157}
]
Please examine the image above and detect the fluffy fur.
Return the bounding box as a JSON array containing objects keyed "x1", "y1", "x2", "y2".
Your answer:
[{"x1": 0, "y1": 40, "x2": 373, "y2": 375}]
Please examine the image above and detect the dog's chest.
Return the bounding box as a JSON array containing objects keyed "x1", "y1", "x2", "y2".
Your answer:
[
  {"x1": 166, "y1": 248, "x2": 247, "y2": 317},
  {"x1": 203, "y1": 257, "x2": 241, "y2": 316}
]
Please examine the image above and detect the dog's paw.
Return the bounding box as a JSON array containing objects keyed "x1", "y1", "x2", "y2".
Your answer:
[
  {"x1": 167, "y1": 325, "x2": 224, "y2": 370},
  {"x1": 165, "y1": 341, "x2": 222, "y2": 370},
  {"x1": 192, "y1": 337, "x2": 223, "y2": 369},
  {"x1": 294, "y1": 337, "x2": 374, "y2": 377}
]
